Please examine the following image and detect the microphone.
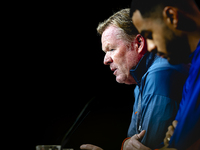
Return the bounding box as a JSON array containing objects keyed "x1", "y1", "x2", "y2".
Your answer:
[{"x1": 61, "y1": 97, "x2": 98, "y2": 149}]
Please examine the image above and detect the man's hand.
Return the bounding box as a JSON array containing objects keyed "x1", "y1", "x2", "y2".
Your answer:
[
  {"x1": 164, "y1": 120, "x2": 178, "y2": 146},
  {"x1": 123, "y1": 130, "x2": 151, "y2": 150},
  {"x1": 80, "y1": 144, "x2": 103, "y2": 150}
]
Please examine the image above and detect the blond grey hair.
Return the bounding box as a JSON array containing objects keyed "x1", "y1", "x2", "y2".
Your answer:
[{"x1": 97, "y1": 8, "x2": 138, "y2": 44}]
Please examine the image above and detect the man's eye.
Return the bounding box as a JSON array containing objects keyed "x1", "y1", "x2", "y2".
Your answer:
[
  {"x1": 141, "y1": 31, "x2": 153, "y2": 40},
  {"x1": 145, "y1": 32, "x2": 153, "y2": 39},
  {"x1": 147, "y1": 34, "x2": 153, "y2": 39},
  {"x1": 110, "y1": 49, "x2": 114, "y2": 51}
]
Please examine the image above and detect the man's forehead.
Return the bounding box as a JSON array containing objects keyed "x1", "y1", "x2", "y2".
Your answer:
[
  {"x1": 102, "y1": 25, "x2": 120, "y2": 41},
  {"x1": 132, "y1": 10, "x2": 155, "y2": 34},
  {"x1": 132, "y1": 10, "x2": 145, "y2": 33},
  {"x1": 101, "y1": 31, "x2": 110, "y2": 51},
  {"x1": 101, "y1": 25, "x2": 120, "y2": 50}
]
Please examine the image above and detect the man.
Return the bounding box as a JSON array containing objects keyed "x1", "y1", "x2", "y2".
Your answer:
[
  {"x1": 80, "y1": 9, "x2": 189, "y2": 150},
  {"x1": 130, "y1": 0, "x2": 200, "y2": 149}
]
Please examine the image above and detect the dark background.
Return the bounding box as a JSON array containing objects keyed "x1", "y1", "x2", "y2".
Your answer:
[{"x1": 14, "y1": 1, "x2": 136, "y2": 150}]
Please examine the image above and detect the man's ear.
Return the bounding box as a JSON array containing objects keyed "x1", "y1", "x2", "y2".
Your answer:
[
  {"x1": 134, "y1": 34, "x2": 147, "y2": 54},
  {"x1": 163, "y1": 6, "x2": 196, "y2": 31},
  {"x1": 163, "y1": 6, "x2": 179, "y2": 29}
]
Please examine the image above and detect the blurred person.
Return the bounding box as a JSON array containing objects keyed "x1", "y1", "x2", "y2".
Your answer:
[
  {"x1": 80, "y1": 8, "x2": 189, "y2": 150},
  {"x1": 130, "y1": 0, "x2": 200, "y2": 149}
]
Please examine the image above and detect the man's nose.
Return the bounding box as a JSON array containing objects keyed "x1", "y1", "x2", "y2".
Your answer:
[
  {"x1": 103, "y1": 54, "x2": 113, "y2": 65},
  {"x1": 146, "y1": 39, "x2": 157, "y2": 52}
]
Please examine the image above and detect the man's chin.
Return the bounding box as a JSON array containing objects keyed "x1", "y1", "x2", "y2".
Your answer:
[
  {"x1": 167, "y1": 54, "x2": 190, "y2": 65},
  {"x1": 116, "y1": 76, "x2": 126, "y2": 84},
  {"x1": 116, "y1": 76, "x2": 135, "y2": 85},
  {"x1": 168, "y1": 57, "x2": 180, "y2": 65},
  {"x1": 157, "y1": 50, "x2": 190, "y2": 64},
  {"x1": 116, "y1": 78, "x2": 125, "y2": 84}
]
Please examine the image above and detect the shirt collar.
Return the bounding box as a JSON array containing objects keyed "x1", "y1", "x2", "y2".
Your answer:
[{"x1": 130, "y1": 51, "x2": 157, "y2": 86}]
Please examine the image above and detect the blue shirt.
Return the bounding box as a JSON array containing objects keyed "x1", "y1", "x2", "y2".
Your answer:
[
  {"x1": 169, "y1": 41, "x2": 200, "y2": 150},
  {"x1": 128, "y1": 52, "x2": 189, "y2": 149}
]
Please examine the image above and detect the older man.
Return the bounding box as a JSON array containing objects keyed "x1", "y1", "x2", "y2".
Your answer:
[
  {"x1": 130, "y1": 0, "x2": 200, "y2": 150},
  {"x1": 80, "y1": 9, "x2": 189, "y2": 150}
]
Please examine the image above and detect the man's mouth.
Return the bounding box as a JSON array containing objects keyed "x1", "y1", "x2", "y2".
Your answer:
[
  {"x1": 113, "y1": 69, "x2": 117, "y2": 75},
  {"x1": 111, "y1": 68, "x2": 117, "y2": 75}
]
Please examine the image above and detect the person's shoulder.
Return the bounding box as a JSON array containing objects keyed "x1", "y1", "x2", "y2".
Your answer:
[
  {"x1": 192, "y1": 42, "x2": 200, "y2": 66},
  {"x1": 148, "y1": 57, "x2": 189, "y2": 75},
  {"x1": 188, "y1": 43, "x2": 200, "y2": 82},
  {"x1": 141, "y1": 57, "x2": 189, "y2": 98}
]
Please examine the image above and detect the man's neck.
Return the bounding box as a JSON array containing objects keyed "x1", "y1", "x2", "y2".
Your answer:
[
  {"x1": 188, "y1": 34, "x2": 200, "y2": 53},
  {"x1": 186, "y1": 0, "x2": 200, "y2": 52}
]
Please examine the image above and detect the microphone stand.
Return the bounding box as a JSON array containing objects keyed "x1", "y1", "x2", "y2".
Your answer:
[{"x1": 61, "y1": 97, "x2": 96, "y2": 149}]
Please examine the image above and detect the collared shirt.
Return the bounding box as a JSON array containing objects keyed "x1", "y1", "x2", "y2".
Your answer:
[
  {"x1": 169, "y1": 41, "x2": 200, "y2": 150},
  {"x1": 128, "y1": 52, "x2": 189, "y2": 149}
]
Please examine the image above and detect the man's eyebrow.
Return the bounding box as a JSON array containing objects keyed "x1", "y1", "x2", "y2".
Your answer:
[
  {"x1": 140, "y1": 30, "x2": 151, "y2": 38},
  {"x1": 140, "y1": 30, "x2": 146, "y2": 37},
  {"x1": 102, "y1": 45, "x2": 109, "y2": 52}
]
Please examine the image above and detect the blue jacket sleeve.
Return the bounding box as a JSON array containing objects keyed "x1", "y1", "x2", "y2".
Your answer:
[{"x1": 140, "y1": 94, "x2": 178, "y2": 149}]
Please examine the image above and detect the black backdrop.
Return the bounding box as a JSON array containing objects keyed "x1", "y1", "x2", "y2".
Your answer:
[{"x1": 17, "y1": 1, "x2": 136, "y2": 150}]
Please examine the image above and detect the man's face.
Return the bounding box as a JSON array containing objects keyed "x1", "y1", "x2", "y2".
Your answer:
[
  {"x1": 132, "y1": 10, "x2": 190, "y2": 64},
  {"x1": 101, "y1": 25, "x2": 139, "y2": 84}
]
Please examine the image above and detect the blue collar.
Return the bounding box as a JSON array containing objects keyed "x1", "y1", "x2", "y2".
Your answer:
[{"x1": 130, "y1": 51, "x2": 158, "y2": 86}]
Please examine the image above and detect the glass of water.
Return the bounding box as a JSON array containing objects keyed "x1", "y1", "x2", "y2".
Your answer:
[{"x1": 36, "y1": 145, "x2": 61, "y2": 150}]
